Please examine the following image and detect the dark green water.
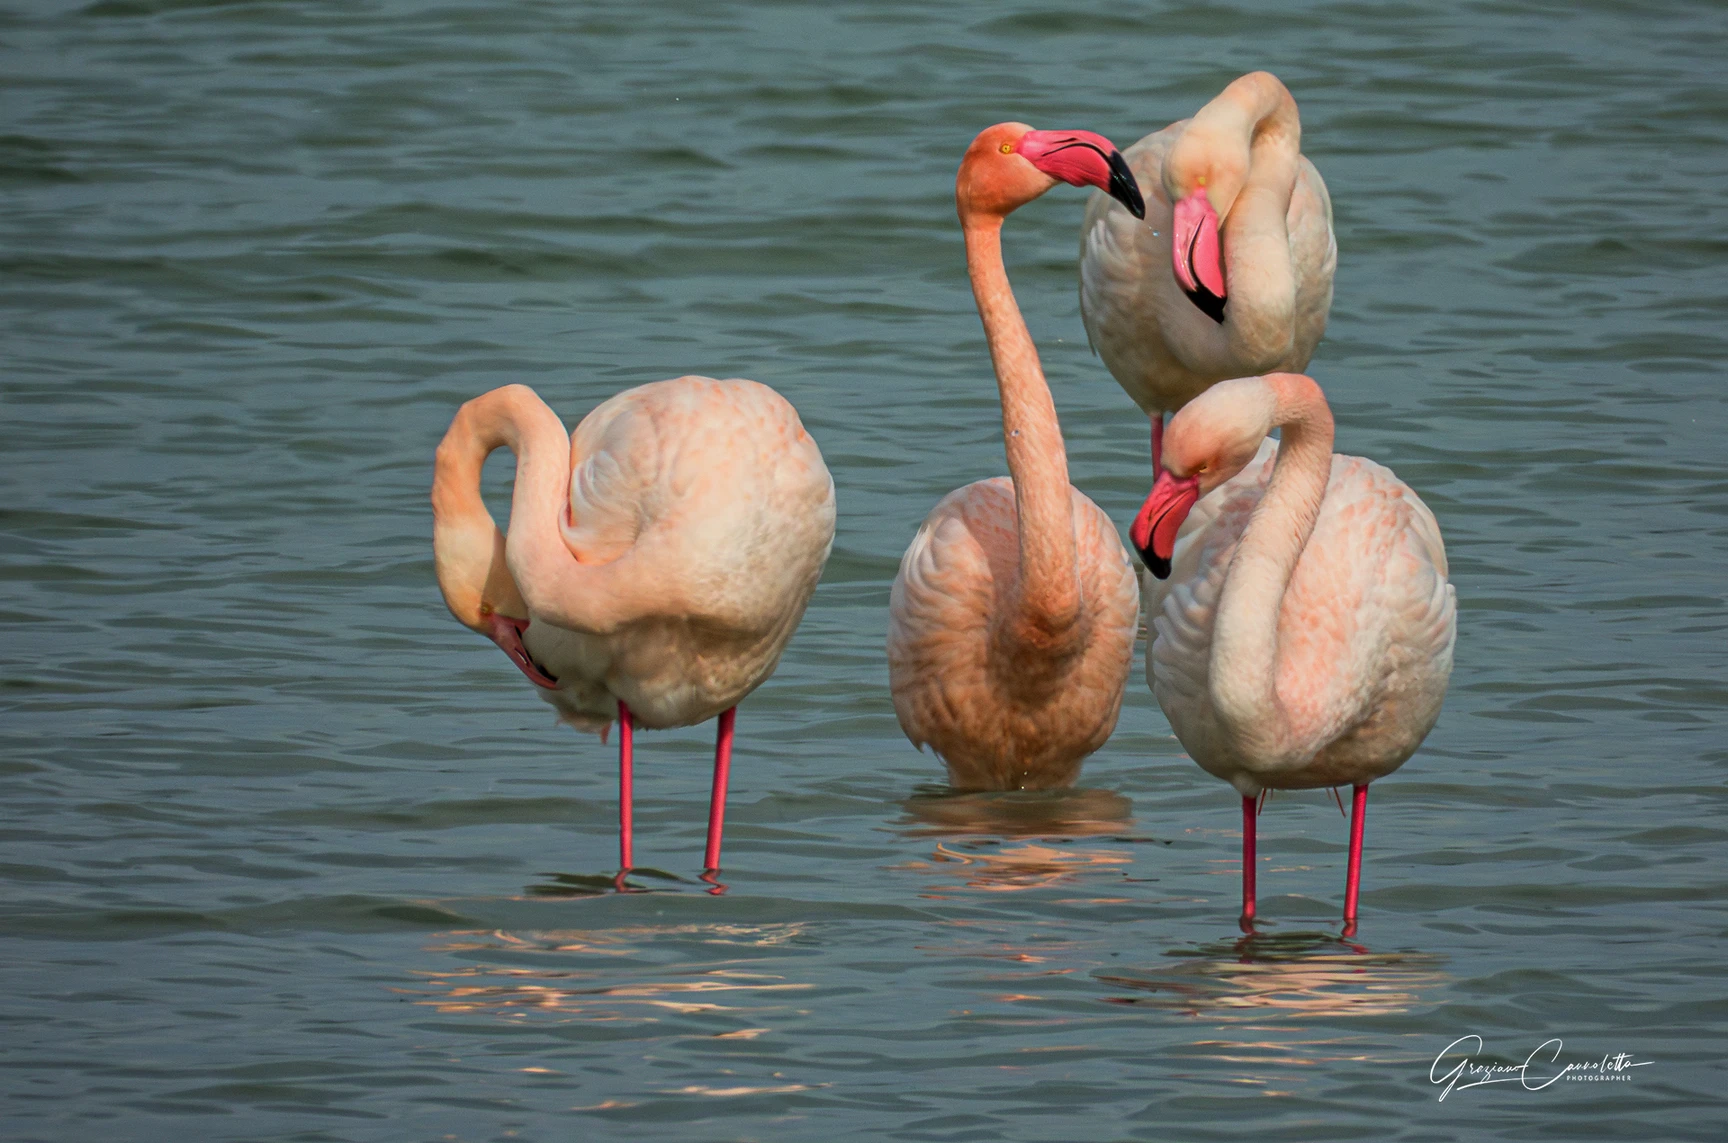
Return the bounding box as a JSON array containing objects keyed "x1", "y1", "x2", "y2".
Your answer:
[{"x1": 3, "y1": 1, "x2": 1725, "y2": 1139}]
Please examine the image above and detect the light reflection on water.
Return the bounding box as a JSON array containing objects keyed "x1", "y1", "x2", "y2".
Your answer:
[
  {"x1": 412, "y1": 924, "x2": 818, "y2": 1022},
  {"x1": 410, "y1": 966, "x2": 814, "y2": 1020}
]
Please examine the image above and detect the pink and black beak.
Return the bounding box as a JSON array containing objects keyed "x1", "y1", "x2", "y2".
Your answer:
[
  {"x1": 1103, "y1": 148, "x2": 1146, "y2": 220},
  {"x1": 1018, "y1": 129, "x2": 1145, "y2": 219},
  {"x1": 485, "y1": 612, "x2": 559, "y2": 689},
  {"x1": 1128, "y1": 471, "x2": 1201, "y2": 579},
  {"x1": 1172, "y1": 187, "x2": 1226, "y2": 323}
]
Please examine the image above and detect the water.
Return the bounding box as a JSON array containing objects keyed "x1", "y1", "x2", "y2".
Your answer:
[{"x1": 3, "y1": 1, "x2": 1725, "y2": 1138}]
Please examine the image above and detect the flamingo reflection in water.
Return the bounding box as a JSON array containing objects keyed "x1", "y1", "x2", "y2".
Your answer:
[
  {"x1": 1100, "y1": 935, "x2": 1445, "y2": 1099},
  {"x1": 902, "y1": 841, "x2": 1135, "y2": 898},
  {"x1": 901, "y1": 785, "x2": 1136, "y2": 838},
  {"x1": 1096, "y1": 929, "x2": 1445, "y2": 1021},
  {"x1": 893, "y1": 786, "x2": 1171, "y2": 903}
]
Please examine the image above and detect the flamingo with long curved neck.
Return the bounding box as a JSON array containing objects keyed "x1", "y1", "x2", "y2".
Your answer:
[
  {"x1": 886, "y1": 124, "x2": 1145, "y2": 790},
  {"x1": 1139, "y1": 373, "x2": 1455, "y2": 933},
  {"x1": 432, "y1": 379, "x2": 835, "y2": 879},
  {"x1": 1078, "y1": 72, "x2": 1336, "y2": 561}
]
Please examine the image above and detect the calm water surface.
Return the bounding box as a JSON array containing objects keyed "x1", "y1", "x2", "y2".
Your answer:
[{"x1": 3, "y1": 1, "x2": 1725, "y2": 1139}]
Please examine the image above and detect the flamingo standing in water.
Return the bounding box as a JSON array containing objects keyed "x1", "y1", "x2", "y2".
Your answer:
[
  {"x1": 887, "y1": 124, "x2": 1147, "y2": 790},
  {"x1": 1137, "y1": 373, "x2": 1454, "y2": 932},
  {"x1": 432, "y1": 379, "x2": 835, "y2": 877},
  {"x1": 1078, "y1": 72, "x2": 1335, "y2": 548}
]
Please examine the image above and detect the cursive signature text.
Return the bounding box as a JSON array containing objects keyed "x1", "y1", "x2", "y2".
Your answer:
[{"x1": 1430, "y1": 1035, "x2": 1653, "y2": 1101}]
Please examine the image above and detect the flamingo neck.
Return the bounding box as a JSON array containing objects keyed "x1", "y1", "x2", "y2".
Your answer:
[
  {"x1": 496, "y1": 387, "x2": 684, "y2": 637},
  {"x1": 435, "y1": 384, "x2": 684, "y2": 642},
  {"x1": 1170, "y1": 72, "x2": 1305, "y2": 373},
  {"x1": 431, "y1": 391, "x2": 542, "y2": 632},
  {"x1": 433, "y1": 384, "x2": 611, "y2": 632},
  {"x1": 962, "y1": 212, "x2": 1082, "y2": 649},
  {"x1": 1208, "y1": 373, "x2": 1333, "y2": 763}
]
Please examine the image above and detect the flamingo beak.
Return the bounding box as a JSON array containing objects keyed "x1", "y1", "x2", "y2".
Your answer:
[
  {"x1": 485, "y1": 612, "x2": 560, "y2": 689},
  {"x1": 1129, "y1": 471, "x2": 1201, "y2": 579},
  {"x1": 1172, "y1": 188, "x2": 1226, "y2": 323},
  {"x1": 1105, "y1": 150, "x2": 1146, "y2": 220},
  {"x1": 1017, "y1": 130, "x2": 1144, "y2": 219}
]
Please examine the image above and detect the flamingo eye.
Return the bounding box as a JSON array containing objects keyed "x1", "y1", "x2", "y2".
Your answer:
[{"x1": 1000, "y1": 143, "x2": 1013, "y2": 154}]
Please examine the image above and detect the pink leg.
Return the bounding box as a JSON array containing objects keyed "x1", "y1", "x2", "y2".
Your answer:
[
  {"x1": 1151, "y1": 413, "x2": 1164, "y2": 474},
  {"x1": 617, "y1": 700, "x2": 635, "y2": 874},
  {"x1": 1343, "y1": 783, "x2": 1368, "y2": 934},
  {"x1": 703, "y1": 707, "x2": 736, "y2": 873},
  {"x1": 1240, "y1": 794, "x2": 1257, "y2": 932}
]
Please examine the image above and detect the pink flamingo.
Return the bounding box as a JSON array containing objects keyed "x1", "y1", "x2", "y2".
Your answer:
[
  {"x1": 1078, "y1": 72, "x2": 1336, "y2": 547},
  {"x1": 1136, "y1": 373, "x2": 1455, "y2": 933},
  {"x1": 432, "y1": 379, "x2": 835, "y2": 878},
  {"x1": 887, "y1": 124, "x2": 1147, "y2": 790}
]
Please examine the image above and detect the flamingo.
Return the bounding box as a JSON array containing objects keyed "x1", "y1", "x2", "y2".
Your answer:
[
  {"x1": 1078, "y1": 71, "x2": 1336, "y2": 549},
  {"x1": 431, "y1": 378, "x2": 835, "y2": 878},
  {"x1": 1136, "y1": 373, "x2": 1455, "y2": 933},
  {"x1": 886, "y1": 123, "x2": 1147, "y2": 790}
]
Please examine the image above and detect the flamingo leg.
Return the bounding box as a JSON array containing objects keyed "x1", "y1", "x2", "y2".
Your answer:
[
  {"x1": 1343, "y1": 783, "x2": 1368, "y2": 935},
  {"x1": 1151, "y1": 413, "x2": 1164, "y2": 474},
  {"x1": 1240, "y1": 794, "x2": 1257, "y2": 932},
  {"x1": 703, "y1": 707, "x2": 736, "y2": 873},
  {"x1": 617, "y1": 700, "x2": 635, "y2": 875}
]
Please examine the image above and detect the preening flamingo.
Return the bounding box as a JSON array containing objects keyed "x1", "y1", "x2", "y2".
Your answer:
[
  {"x1": 887, "y1": 124, "x2": 1146, "y2": 790},
  {"x1": 432, "y1": 379, "x2": 835, "y2": 876},
  {"x1": 1078, "y1": 72, "x2": 1335, "y2": 556},
  {"x1": 1137, "y1": 373, "x2": 1454, "y2": 933}
]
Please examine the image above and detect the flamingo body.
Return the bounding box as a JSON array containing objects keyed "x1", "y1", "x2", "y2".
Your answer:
[
  {"x1": 523, "y1": 378, "x2": 836, "y2": 733},
  {"x1": 889, "y1": 476, "x2": 1139, "y2": 790},
  {"x1": 887, "y1": 121, "x2": 1148, "y2": 792},
  {"x1": 1147, "y1": 438, "x2": 1454, "y2": 796},
  {"x1": 1080, "y1": 128, "x2": 1334, "y2": 415},
  {"x1": 1139, "y1": 373, "x2": 1453, "y2": 929},
  {"x1": 431, "y1": 376, "x2": 834, "y2": 874}
]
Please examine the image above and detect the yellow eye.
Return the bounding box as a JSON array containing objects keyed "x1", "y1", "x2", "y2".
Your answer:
[{"x1": 1000, "y1": 143, "x2": 1013, "y2": 154}]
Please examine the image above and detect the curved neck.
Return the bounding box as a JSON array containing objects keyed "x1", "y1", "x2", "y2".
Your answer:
[
  {"x1": 431, "y1": 389, "x2": 546, "y2": 631},
  {"x1": 961, "y1": 211, "x2": 1081, "y2": 645},
  {"x1": 434, "y1": 384, "x2": 688, "y2": 639},
  {"x1": 1172, "y1": 72, "x2": 1304, "y2": 372},
  {"x1": 1209, "y1": 373, "x2": 1333, "y2": 762}
]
